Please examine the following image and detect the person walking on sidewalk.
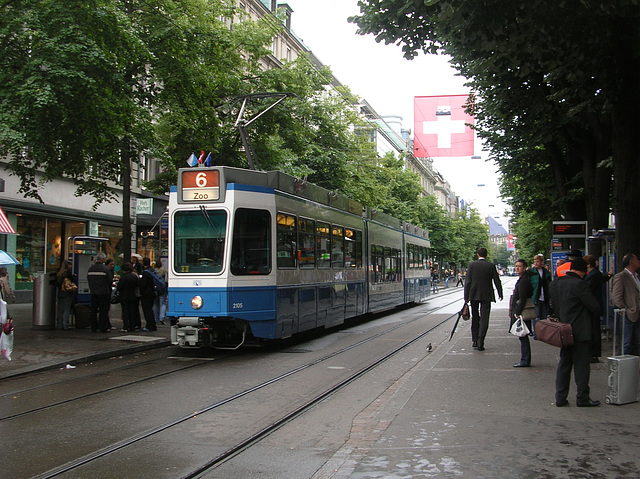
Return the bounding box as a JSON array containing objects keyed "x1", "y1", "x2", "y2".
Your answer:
[
  {"x1": 550, "y1": 258, "x2": 601, "y2": 407},
  {"x1": 464, "y1": 247, "x2": 503, "y2": 351},
  {"x1": 139, "y1": 257, "x2": 157, "y2": 331},
  {"x1": 510, "y1": 258, "x2": 533, "y2": 367},
  {"x1": 87, "y1": 252, "x2": 111, "y2": 333}
]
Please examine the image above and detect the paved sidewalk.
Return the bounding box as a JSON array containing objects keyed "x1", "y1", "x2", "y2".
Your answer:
[
  {"x1": 313, "y1": 305, "x2": 640, "y2": 478},
  {"x1": 0, "y1": 302, "x2": 171, "y2": 379}
]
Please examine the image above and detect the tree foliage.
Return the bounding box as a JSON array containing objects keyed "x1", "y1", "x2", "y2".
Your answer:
[
  {"x1": 0, "y1": 0, "x2": 490, "y2": 268},
  {"x1": 351, "y1": 1, "x2": 639, "y2": 264}
]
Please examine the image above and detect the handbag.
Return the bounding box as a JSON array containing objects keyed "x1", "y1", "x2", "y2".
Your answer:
[
  {"x1": 535, "y1": 317, "x2": 574, "y2": 347},
  {"x1": 62, "y1": 277, "x2": 78, "y2": 293},
  {"x1": 520, "y1": 298, "x2": 536, "y2": 321},
  {"x1": 510, "y1": 316, "x2": 530, "y2": 337},
  {"x1": 461, "y1": 302, "x2": 470, "y2": 320}
]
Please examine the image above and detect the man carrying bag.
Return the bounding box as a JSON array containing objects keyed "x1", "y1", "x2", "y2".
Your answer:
[{"x1": 549, "y1": 257, "x2": 601, "y2": 407}]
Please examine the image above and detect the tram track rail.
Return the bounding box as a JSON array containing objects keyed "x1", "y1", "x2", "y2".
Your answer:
[
  {"x1": 32, "y1": 295, "x2": 464, "y2": 479},
  {"x1": 3, "y1": 289, "x2": 464, "y2": 424}
]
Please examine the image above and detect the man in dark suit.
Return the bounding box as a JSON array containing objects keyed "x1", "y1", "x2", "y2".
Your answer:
[
  {"x1": 550, "y1": 258, "x2": 601, "y2": 407},
  {"x1": 464, "y1": 247, "x2": 503, "y2": 351}
]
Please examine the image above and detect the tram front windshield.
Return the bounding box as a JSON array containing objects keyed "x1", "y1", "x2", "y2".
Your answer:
[{"x1": 173, "y1": 210, "x2": 226, "y2": 273}]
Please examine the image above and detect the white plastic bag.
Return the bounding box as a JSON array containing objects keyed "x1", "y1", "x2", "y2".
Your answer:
[
  {"x1": 1, "y1": 330, "x2": 13, "y2": 361},
  {"x1": 510, "y1": 316, "x2": 530, "y2": 338},
  {"x1": 0, "y1": 297, "x2": 12, "y2": 361}
]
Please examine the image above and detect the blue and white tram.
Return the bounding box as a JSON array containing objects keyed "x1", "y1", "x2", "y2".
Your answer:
[{"x1": 168, "y1": 166, "x2": 431, "y2": 348}]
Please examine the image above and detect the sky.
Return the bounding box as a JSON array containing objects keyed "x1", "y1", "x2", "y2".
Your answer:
[{"x1": 283, "y1": 0, "x2": 510, "y2": 231}]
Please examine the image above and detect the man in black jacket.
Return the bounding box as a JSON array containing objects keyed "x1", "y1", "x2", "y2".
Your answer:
[
  {"x1": 464, "y1": 247, "x2": 503, "y2": 351},
  {"x1": 87, "y1": 252, "x2": 111, "y2": 333},
  {"x1": 140, "y1": 257, "x2": 157, "y2": 332},
  {"x1": 550, "y1": 258, "x2": 601, "y2": 407}
]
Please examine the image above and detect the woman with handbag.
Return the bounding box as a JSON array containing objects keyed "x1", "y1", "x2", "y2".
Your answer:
[
  {"x1": 510, "y1": 258, "x2": 534, "y2": 367},
  {"x1": 56, "y1": 260, "x2": 77, "y2": 330}
]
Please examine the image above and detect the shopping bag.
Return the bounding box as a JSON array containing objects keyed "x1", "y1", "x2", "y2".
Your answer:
[
  {"x1": 510, "y1": 316, "x2": 530, "y2": 337},
  {"x1": 1, "y1": 329, "x2": 13, "y2": 361},
  {"x1": 0, "y1": 297, "x2": 11, "y2": 361}
]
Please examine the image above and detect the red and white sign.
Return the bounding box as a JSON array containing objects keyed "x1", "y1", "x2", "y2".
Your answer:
[
  {"x1": 181, "y1": 169, "x2": 220, "y2": 202},
  {"x1": 414, "y1": 95, "x2": 475, "y2": 158}
]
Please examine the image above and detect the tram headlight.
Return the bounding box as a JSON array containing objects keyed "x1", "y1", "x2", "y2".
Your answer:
[{"x1": 191, "y1": 295, "x2": 204, "y2": 310}]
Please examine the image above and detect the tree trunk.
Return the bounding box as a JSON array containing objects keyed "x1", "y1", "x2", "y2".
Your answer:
[
  {"x1": 612, "y1": 92, "x2": 640, "y2": 271},
  {"x1": 121, "y1": 142, "x2": 132, "y2": 264}
]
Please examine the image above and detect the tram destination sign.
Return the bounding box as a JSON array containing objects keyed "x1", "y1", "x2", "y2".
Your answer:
[{"x1": 180, "y1": 169, "x2": 220, "y2": 202}]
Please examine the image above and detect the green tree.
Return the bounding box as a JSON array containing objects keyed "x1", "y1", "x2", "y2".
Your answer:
[
  {"x1": 351, "y1": 1, "x2": 638, "y2": 266},
  {"x1": 0, "y1": 0, "x2": 281, "y2": 259},
  {"x1": 510, "y1": 211, "x2": 553, "y2": 265}
]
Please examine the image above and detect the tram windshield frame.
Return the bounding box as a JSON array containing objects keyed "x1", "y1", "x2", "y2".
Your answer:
[{"x1": 173, "y1": 209, "x2": 227, "y2": 274}]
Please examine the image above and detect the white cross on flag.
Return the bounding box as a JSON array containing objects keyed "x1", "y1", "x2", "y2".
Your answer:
[{"x1": 413, "y1": 95, "x2": 475, "y2": 158}]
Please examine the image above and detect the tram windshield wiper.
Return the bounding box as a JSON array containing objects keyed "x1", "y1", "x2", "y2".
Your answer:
[{"x1": 199, "y1": 205, "x2": 224, "y2": 241}]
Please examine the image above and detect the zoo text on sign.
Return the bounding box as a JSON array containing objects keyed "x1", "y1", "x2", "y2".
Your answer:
[{"x1": 181, "y1": 170, "x2": 220, "y2": 201}]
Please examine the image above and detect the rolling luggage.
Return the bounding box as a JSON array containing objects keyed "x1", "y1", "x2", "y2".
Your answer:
[
  {"x1": 606, "y1": 355, "x2": 639, "y2": 405},
  {"x1": 606, "y1": 309, "x2": 639, "y2": 405}
]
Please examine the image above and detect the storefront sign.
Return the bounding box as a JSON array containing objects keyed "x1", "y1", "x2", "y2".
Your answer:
[
  {"x1": 89, "y1": 221, "x2": 99, "y2": 237},
  {"x1": 136, "y1": 198, "x2": 153, "y2": 215}
]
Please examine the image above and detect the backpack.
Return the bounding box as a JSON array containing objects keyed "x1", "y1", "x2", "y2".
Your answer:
[{"x1": 146, "y1": 269, "x2": 166, "y2": 296}]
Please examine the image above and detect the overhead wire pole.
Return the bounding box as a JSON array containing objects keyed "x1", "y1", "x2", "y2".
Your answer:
[{"x1": 233, "y1": 92, "x2": 296, "y2": 170}]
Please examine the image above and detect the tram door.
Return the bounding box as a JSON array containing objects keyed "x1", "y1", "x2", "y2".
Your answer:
[{"x1": 67, "y1": 236, "x2": 108, "y2": 303}]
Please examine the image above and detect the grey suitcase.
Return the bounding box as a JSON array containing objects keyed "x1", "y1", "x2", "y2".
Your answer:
[
  {"x1": 606, "y1": 309, "x2": 639, "y2": 405},
  {"x1": 606, "y1": 355, "x2": 639, "y2": 405}
]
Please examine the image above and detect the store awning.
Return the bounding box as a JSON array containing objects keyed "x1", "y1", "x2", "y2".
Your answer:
[{"x1": 0, "y1": 207, "x2": 17, "y2": 234}]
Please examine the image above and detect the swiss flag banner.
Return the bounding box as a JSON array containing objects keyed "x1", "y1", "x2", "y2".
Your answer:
[{"x1": 414, "y1": 95, "x2": 475, "y2": 158}]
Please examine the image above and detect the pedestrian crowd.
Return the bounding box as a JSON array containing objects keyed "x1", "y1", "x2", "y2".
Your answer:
[
  {"x1": 83, "y1": 253, "x2": 167, "y2": 333},
  {"x1": 460, "y1": 246, "x2": 639, "y2": 408}
]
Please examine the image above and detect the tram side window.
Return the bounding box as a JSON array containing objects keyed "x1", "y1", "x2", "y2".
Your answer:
[
  {"x1": 332, "y1": 225, "x2": 344, "y2": 268},
  {"x1": 277, "y1": 212, "x2": 297, "y2": 269},
  {"x1": 407, "y1": 243, "x2": 415, "y2": 269},
  {"x1": 388, "y1": 248, "x2": 400, "y2": 282},
  {"x1": 316, "y1": 222, "x2": 331, "y2": 269},
  {"x1": 298, "y1": 217, "x2": 315, "y2": 269},
  {"x1": 355, "y1": 229, "x2": 363, "y2": 267},
  {"x1": 173, "y1": 210, "x2": 227, "y2": 274},
  {"x1": 372, "y1": 244, "x2": 384, "y2": 283},
  {"x1": 345, "y1": 228, "x2": 356, "y2": 268},
  {"x1": 230, "y1": 208, "x2": 271, "y2": 275}
]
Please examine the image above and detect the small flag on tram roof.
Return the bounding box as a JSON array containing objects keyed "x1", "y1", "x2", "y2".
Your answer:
[
  {"x1": 197, "y1": 150, "x2": 205, "y2": 164},
  {"x1": 204, "y1": 152, "x2": 212, "y2": 166},
  {"x1": 186, "y1": 152, "x2": 198, "y2": 167}
]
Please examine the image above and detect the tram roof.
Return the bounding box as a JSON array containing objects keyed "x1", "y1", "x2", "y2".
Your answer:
[{"x1": 179, "y1": 166, "x2": 429, "y2": 239}]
